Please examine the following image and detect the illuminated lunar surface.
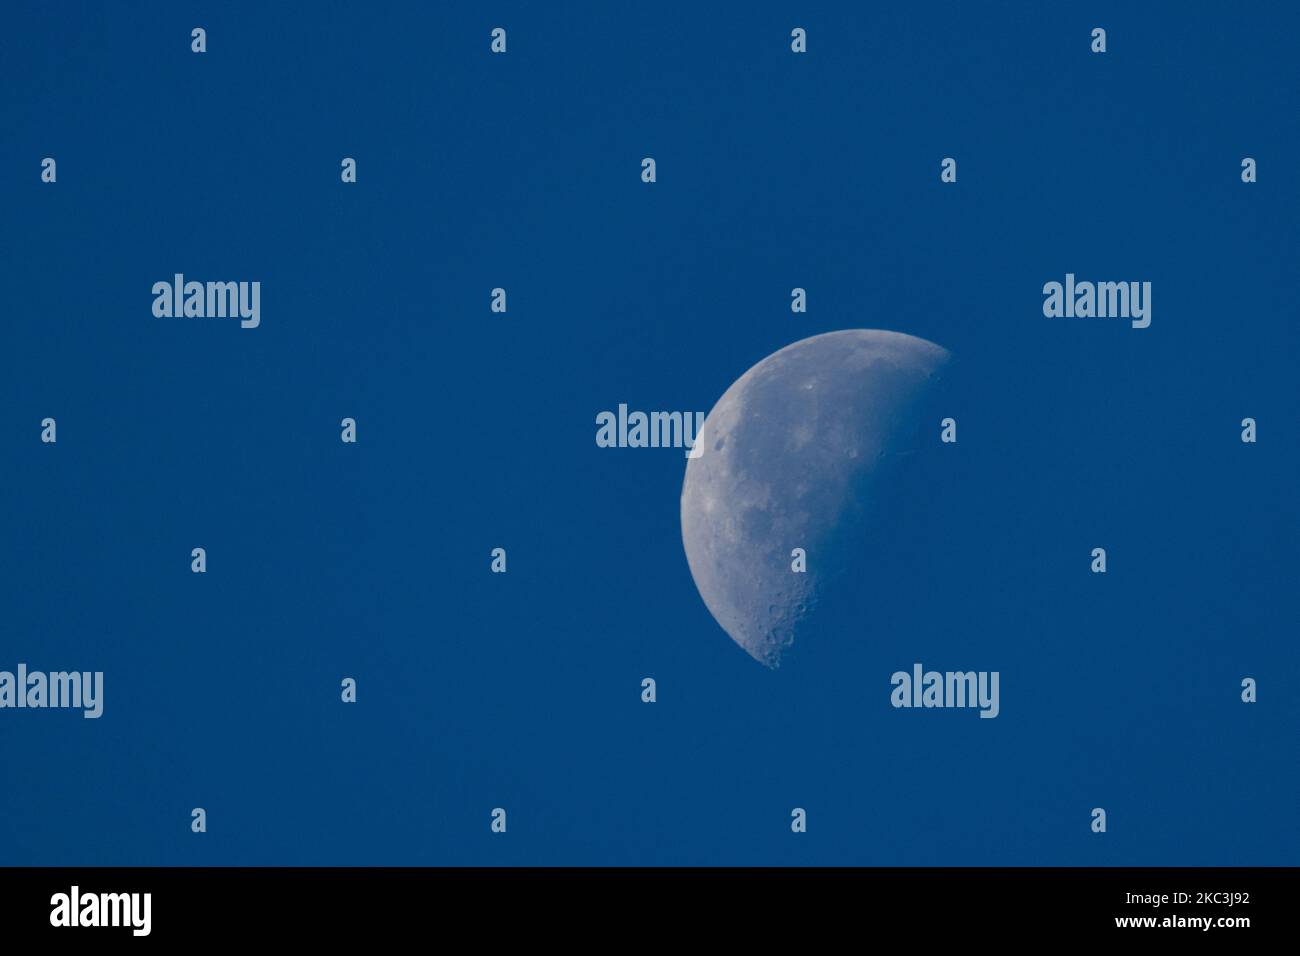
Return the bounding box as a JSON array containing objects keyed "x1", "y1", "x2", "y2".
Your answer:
[{"x1": 680, "y1": 329, "x2": 950, "y2": 667}]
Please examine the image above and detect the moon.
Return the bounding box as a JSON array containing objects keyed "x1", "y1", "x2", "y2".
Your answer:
[{"x1": 680, "y1": 329, "x2": 951, "y2": 668}]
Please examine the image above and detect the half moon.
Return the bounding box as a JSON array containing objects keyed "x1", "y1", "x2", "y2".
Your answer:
[{"x1": 680, "y1": 329, "x2": 951, "y2": 668}]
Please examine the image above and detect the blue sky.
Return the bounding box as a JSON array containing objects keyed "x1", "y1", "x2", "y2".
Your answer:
[{"x1": 1, "y1": 1, "x2": 1296, "y2": 865}]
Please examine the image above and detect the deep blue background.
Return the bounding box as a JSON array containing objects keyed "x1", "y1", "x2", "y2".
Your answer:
[{"x1": 2, "y1": 2, "x2": 1296, "y2": 865}]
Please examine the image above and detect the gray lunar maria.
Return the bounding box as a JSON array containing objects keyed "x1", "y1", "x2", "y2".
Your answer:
[{"x1": 680, "y1": 329, "x2": 950, "y2": 668}]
